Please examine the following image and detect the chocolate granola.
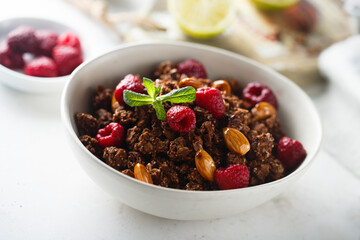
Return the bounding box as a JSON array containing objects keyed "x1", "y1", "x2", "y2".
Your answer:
[{"x1": 75, "y1": 60, "x2": 289, "y2": 191}]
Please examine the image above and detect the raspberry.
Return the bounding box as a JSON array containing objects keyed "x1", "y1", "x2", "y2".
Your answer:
[
  {"x1": 243, "y1": 82, "x2": 278, "y2": 109},
  {"x1": 166, "y1": 106, "x2": 196, "y2": 133},
  {"x1": 96, "y1": 122, "x2": 125, "y2": 148},
  {"x1": 24, "y1": 56, "x2": 58, "y2": 77},
  {"x1": 177, "y1": 59, "x2": 207, "y2": 79},
  {"x1": 52, "y1": 45, "x2": 83, "y2": 76},
  {"x1": 7, "y1": 26, "x2": 38, "y2": 53},
  {"x1": 214, "y1": 164, "x2": 249, "y2": 190},
  {"x1": 195, "y1": 87, "x2": 225, "y2": 119},
  {"x1": 35, "y1": 30, "x2": 58, "y2": 56},
  {"x1": 57, "y1": 31, "x2": 81, "y2": 51},
  {"x1": 277, "y1": 137, "x2": 307, "y2": 169},
  {"x1": 0, "y1": 41, "x2": 24, "y2": 69},
  {"x1": 114, "y1": 74, "x2": 144, "y2": 105}
]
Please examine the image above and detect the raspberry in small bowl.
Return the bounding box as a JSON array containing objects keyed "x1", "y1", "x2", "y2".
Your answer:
[{"x1": 0, "y1": 17, "x2": 89, "y2": 93}]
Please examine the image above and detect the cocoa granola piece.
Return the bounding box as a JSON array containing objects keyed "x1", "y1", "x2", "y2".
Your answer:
[
  {"x1": 267, "y1": 156, "x2": 285, "y2": 181},
  {"x1": 199, "y1": 121, "x2": 215, "y2": 148},
  {"x1": 193, "y1": 106, "x2": 215, "y2": 124},
  {"x1": 134, "y1": 128, "x2": 169, "y2": 156},
  {"x1": 227, "y1": 152, "x2": 247, "y2": 165},
  {"x1": 231, "y1": 108, "x2": 252, "y2": 126},
  {"x1": 248, "y1": 156, "x2": 285, "y2": 186},
  {"x1": 79, "y1": 135, "x2": 102, "y2": 159},
  {"x1": 252, "y1": 122, "x2": 269, "y2": 135},
  {"x1": 161, "y1": 121, "x2": 178, "y2": 140},
  {"x1": 103, "y1": 147, "x2": 128, "y2": 171},
  {"x1": 227, "y1": 108, "x2": 252, "y2": 135},
  {"x1": 252, "y1": 133, "x2": 275, "y2": 161},
  {"x1": 153, "y1": 61, "x2": 181, "y2": 81},
  {"x1": 167, "y1": 137, "x2": 193, "y2": 161},
  {"x1": 185, "y1": 168, "x2": 204, "y2": 191},
  {"x1": 113, "y1": 109, "x2": 138, "y2": 126},
  {"x1": 93, "y1": 86, "x2": 113, "y2": 111},
  {"x1": 158, "y1": 162, "x2": 180, "y2": 188},
  {"x1": 186, "y1": 132, "x2": 203, "y2": 152},
  {"x1": 155, "y1": 78, "x2": 179, "y2": 95},
  {"x1": 127, "y1": 151, "x2": 145, "y2": 169},
  {"x1": 126, "y1": 126, "x2": 142, "y2": 150},
  {"x1": 76, "y1": 113, "x2": 98, "y2": 137},
  {"x1": 249, "y1": 160, "x2": 271, "y2": 186},
  {"x1": 95, "y1": 108, "x2": 113, "y2": 128},
  {"x1": 223, "y1": 95, "x2": 252, "y2": 110}
]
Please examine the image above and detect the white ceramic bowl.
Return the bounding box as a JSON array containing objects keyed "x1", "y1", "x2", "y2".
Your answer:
[
  {"x1": 61, "y1": 41, "x2": 322, "y2": 220},
  {"x1": 0, "y1": 17, "x2": 90, "y2": 93}
]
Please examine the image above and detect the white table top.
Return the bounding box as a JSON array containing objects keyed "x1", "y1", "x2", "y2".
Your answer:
[{"x1": 0, "y1": 0, "x2": 359, "y2": 239}]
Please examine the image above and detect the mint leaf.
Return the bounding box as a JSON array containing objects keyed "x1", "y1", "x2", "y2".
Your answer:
[
  {"x1": 143, "y1": 77, "x2": 157, "y2": 99},
  {"x1": 123, "y1": 78, "x2": 196, "y2": 121},
  {"x1": 155, "y1": 86, "x2": 161, "y2": 96},
  {"x1": 157, "y1": 86, "x2": 196, "y2": 103},
  {"x1": 152, "y1": 100, "x2": 166, "y2": 120},
  {"x1": 123, "y1": 90, "x2": 153, "y2": 107}
]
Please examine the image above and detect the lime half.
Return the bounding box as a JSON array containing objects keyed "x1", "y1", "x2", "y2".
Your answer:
[
  {"x1": 167, "y1": 0, "x2": 236, "y2": 39},
  {"x1": 250, "y1": 0, "x2": 300, "y2": 10}
]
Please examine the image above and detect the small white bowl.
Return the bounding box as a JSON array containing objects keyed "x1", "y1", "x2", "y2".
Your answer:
[
  {"x1": 61, "y1": 41, "x2": 322, "y2": 220},
  {"x1": 0, "y1": 17, "x2": 89, "y2": 93}
]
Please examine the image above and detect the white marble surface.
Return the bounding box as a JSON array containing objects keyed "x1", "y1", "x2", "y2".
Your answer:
[{"x1": 0, "y1": 0, "x2": 359, "y2": 239}]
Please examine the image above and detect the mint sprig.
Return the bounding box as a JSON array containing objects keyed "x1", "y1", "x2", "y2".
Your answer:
[{"x1": 123, "y1": 77, "x2": 196, "y2": 120}]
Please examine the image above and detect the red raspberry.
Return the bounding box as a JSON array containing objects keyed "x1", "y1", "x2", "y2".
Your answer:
[
  {"x1": 177, "y1": 59, "x2": 207, "y2": 79},
  {"x1": 35, "y1": 30, "x2": 58, "y2": 56},
  {"x1": 166, "y1": 106, "x2": 196, "y2": 133},
  {"x1": 52, "y1": 45, "x2": 83, "y2": 76},
  {"x1": 57, "y1": 31, "x2": 81, "y2": 51},
  {"x1": 7, "y1": 26, "x2": 38, "y2": 53},
  {"x1": 214, "y1": 164, "x2": 249, "y2": 190},
  {"x1": 243, "y1": 82, "x2": 278, "y2": 109},
  {"x1": 0, "y1": 41, "x2": 24, "y2": 69},
  {"x1": 195, "y1": 87, "x2": 225, "y2": 119},
  {"x1": 24, "y1": 56, "x2": 58, "y2": 77},
  {"x1": 96, "y1": 122, "x2": 125, "y2": 148},
  {"x1": 114, "y1": 74, "x2": 144, "y2": 105},
  {"x1": 277, "y1": 137, "x2": 307, "y2": 169}
]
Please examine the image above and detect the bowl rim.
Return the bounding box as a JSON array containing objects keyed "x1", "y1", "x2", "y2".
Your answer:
[
  {"x1": 0, "y1": 16, "x2": 82, "y2": 83},
  {"x1": 61, "y1": 40, "x2": 323, "y2": 195}
]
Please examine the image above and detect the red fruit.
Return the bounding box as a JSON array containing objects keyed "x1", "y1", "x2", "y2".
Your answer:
[
  {"x1": 114, "y1": 74, "x2": 144, "y2": 105},
  {"x1": 177, "y1": 59, "x2": 207, "y2": 79},
  {"x1": 277, "y1": 137, "x2": 307, "y2": 169},
  {"x1": 7, "y1": 26, "x2": 38, "y2": 53},
  {"x1": 243, "y1": 82, "x2": 278, "y2": 109},
  {"x1": 35, "y1": 30, "x2": 58, "y2": 56},
  {"x1": 214, "y1": 164, "x2": 249, "y2": 190},
  {"x1": 57, "y1": 31, "x2": 81, "y2": 51},
  {"x1": 195, "y1": 87, "x2": 225, "y2": 119},
  {"x1": 52, "y1": 45, "x2": 83, "y2": 76},
  {"x1": 96, "y1": 122, "x2": 125, "y2": 148},
  {"x1": 282, "y1": 0, "x2": 317, "y2": 33},
  {"x1": 166, "y1": 106, "x2": 196, "y2": 133},
  {"x1": 25, "y1": 56, "x2": 58, "y2": 77},
  {"x1": 0, "y1": 41, "x2": 24, "y2": 69}
]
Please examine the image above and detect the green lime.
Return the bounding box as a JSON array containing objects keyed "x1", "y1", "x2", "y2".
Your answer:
[{"x1": 250, "y1": 0, "x2": 300, "y2": 10}]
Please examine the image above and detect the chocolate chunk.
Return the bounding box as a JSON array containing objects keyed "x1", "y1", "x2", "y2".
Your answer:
[
  {"x1": 103, "y1": 147, "x2": 128, "y2": 170},
  {"x1": 76, "y1": 113, "x2": 98, "y2": 137}
]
